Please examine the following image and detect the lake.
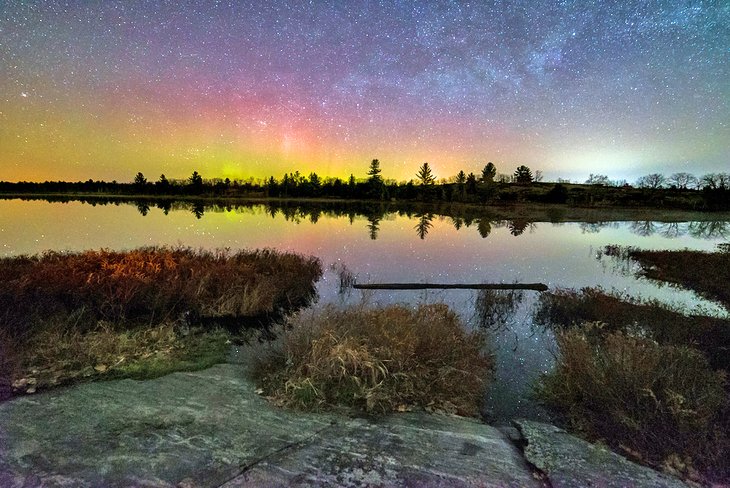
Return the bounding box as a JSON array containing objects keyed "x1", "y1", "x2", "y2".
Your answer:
[{"x1": 2, "y1": 198, "x2": 728, "y2": 421}]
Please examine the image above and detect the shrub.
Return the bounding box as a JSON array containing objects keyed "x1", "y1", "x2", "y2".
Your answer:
[
  {"x1": 537, "y1": 324, "x2": 728, "y2": 477},
  {"x1": 254, "y1": 303, "x2": 494, "y2": 416},
  {"x1": 0, "y1": 328, "x2": 19, "y2": 400}
]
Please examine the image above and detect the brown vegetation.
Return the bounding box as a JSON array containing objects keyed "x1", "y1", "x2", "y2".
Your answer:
[
  {"x1": 535, "y1": 283, "x2": 730, "y2": 483},
  {"x1": 534, "y1": 287, "x2": 730, "y2": 371},
  {"x1": 538, "y1": 325, "x2": 729, "y2": 483},
  {"x1": 253, "y1": 303, "x2": 494, "y2": 416},
  {"x1": 0, "y1": 246, "x2": 322, "y2": 338},
  {"x1": 8, "y1": 323, "x2": 231, "y2": 395},
  {"x1": 603, "y1": 245, "x2": 730, "y2": 309},
  {"x1": 0, "y1": 247, "x2": 322, "y2": 398}
]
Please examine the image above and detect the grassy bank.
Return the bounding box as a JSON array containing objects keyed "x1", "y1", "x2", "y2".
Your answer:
[
  {"x1": 253, "y1": 304, "x2": 494, "y2": 417},
  {"x1": 534, "y1": 281, "x2": 730, "y2": 482},
  {"x1": 604, "y1": 244, "x2": 730, "y2": 309},
  {"x1": 0, "y1": 247, "x2": 322, "y2": 399}
]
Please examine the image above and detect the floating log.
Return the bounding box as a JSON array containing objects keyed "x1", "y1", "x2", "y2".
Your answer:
[{"x1": 353, "y1": 283, "x2": 549, "y2": 291}]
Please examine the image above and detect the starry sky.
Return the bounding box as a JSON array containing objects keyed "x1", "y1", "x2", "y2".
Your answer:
[{"x1": 1, "y1": 1, "x2": 728, "y2": 184}]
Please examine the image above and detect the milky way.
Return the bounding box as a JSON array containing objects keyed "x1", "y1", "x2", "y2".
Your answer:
[{"x1": 1, "y1": 1, "x2": 728, "y2": 183}]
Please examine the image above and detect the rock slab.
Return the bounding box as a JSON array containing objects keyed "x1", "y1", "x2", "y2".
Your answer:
[
  {"x1": 515, "y1": 420, "x2": 688, "y2": 488},
  {"x1": 0, "y1": 364, "x2": 541, "y2": 487}
]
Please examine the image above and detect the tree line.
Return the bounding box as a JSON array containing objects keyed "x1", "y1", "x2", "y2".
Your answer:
[{"x1": 1, "y1": 160, "x2": 729, "y2": 210}]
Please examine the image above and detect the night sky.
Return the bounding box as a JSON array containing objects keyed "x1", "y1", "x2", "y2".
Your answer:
[{"x1": 1, "y1": 1, "x2": 728, "y2": 183}]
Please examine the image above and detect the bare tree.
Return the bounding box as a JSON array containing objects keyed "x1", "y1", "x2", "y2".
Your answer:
[
  {"x1": 720, "y1": 173, "x2": 730, "y2": 189},
  {"x1": 585, "y1": 174, "x2": 610, "y2": 185},
  {"x1": 497, "y1": 173, "x2": 512, "y2": 183},
  {"x1": 636, "y1": 173, "x2": 666, "y2": 189},
  {"x1": 668, "y1": 172, "x2": 697, "y2": 189},
  {"x1": 699, "y1": 173, "x2": 729, "y2": 189}
]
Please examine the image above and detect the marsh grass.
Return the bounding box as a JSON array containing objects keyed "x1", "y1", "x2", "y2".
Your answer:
[
  {"x1": 603, "y1": 245, "x2": 730, "y2": 309},
  {"x1": 0, "y1": 246, "x2": 322, "y2": 397},
  {"x1": 534, "y1": 287, "x2": 730, "y2": 371},
  {"x1": 0, "y1": 246, "x2": 321, "y2": 337},
  {"x1": 537, "y1": 324, "x2": 729, "y2": 482},
  {"x1": 253, "y1": 303, "x2": 494, "y2": 416},
  {"x1": 535, "y1": 285, "x2": 730, "y2": 482}
]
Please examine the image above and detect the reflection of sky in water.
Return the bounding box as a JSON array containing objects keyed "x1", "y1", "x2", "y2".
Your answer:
[{"x1": 2, "y1": 199, "x2": 728, "y2": 421}]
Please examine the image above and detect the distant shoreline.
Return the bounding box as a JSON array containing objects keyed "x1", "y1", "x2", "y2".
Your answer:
[{"x1": 3, "y1": 192, "x2": 730, "y2": 222}]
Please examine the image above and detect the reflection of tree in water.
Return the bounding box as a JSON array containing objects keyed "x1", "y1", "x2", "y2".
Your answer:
[
  {"x1": 477, "y1": 219, "x2": 491, "y2": 238},
  {"x1": 266, "y1": 206, "x2": 279, "y2": 219},
  {"x1": 414, "y1": 213, "x2": 434, "y2": 240},
  {"x1": 688, "y1": 221, "x2": 728, "y2": 239},
  {"x1": 367, "y1": 215, "x2": 381, "y2": 240},
  {"x1": 155, "y1": 200, "x2": 172, "y2": 215},
  {"x1": 309, "y1": 209, "x2": 321, "y2": 224},
  {"x1": 135, "y1": 202, "x2": 150, "y2": 216},
  {"x1": 475, "y1": 289, "x2": 525, "y2": 331},
  {"x1": 629, "y1": 220, "x2": 657, "y2": 237},
  {"x1": 281, "y1": 206, "x2": 303, "y2": 224},
  {"x1": 579, "y1": 221, "x2": 616, "y2": 234},
  {"x1": 659, "y1": 222, "x2": 682, "y2": 238},
  {"x1": 508, "y1": 220, "x2": 531, "y2": 236},
  {"x1": 451, "y1": 216, "x2": 463, "y2": 231},
  {"x1": 191, "y1": 202, "x2": 205, "y2": 219}
]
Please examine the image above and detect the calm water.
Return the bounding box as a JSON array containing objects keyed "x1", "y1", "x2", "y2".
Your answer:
[{"x1": 2, "y1": 199, "x2": 728, "y2": 421}]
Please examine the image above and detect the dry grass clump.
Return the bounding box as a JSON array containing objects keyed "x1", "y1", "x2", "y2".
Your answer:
[
  {"x1": 0, "y1": 246, "x2": 322, "y2": 337},
  {"x1": 534, "y1": 287, "x2": 730, "y2": 371},
  {"x1": 537, "y1": 324, "x2": 729, "y2": 482},
  {"x1": 254, "y1": 303, "x2": 493, "y2": 416}
]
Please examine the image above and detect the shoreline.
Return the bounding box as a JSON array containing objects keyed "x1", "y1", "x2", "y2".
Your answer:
[{"x1": 4, "y1": 192, "x2": 730, "y2": 222}]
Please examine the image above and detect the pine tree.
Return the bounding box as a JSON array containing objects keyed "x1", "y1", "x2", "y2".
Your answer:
[
  {"x1": 513, "y1": 165, "x2": 533, "y2": 184},
  {"x1": 416, "y1": 162, "x2": 435, "y2": 185},
  {"x1": 367, "y1": 159, "x2": 382, "y2": 184},
  {"x1": 481, "y1": 162, "x2": 496, "y2": 183}
]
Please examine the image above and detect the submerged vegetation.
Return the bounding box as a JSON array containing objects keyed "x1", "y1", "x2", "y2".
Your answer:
[
  {"x1": 253, "y1": 304, "x2": 494, "y2": 417},
  {"x1": 0, "y1": 247, "x2": 322, "y2": 399}
]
